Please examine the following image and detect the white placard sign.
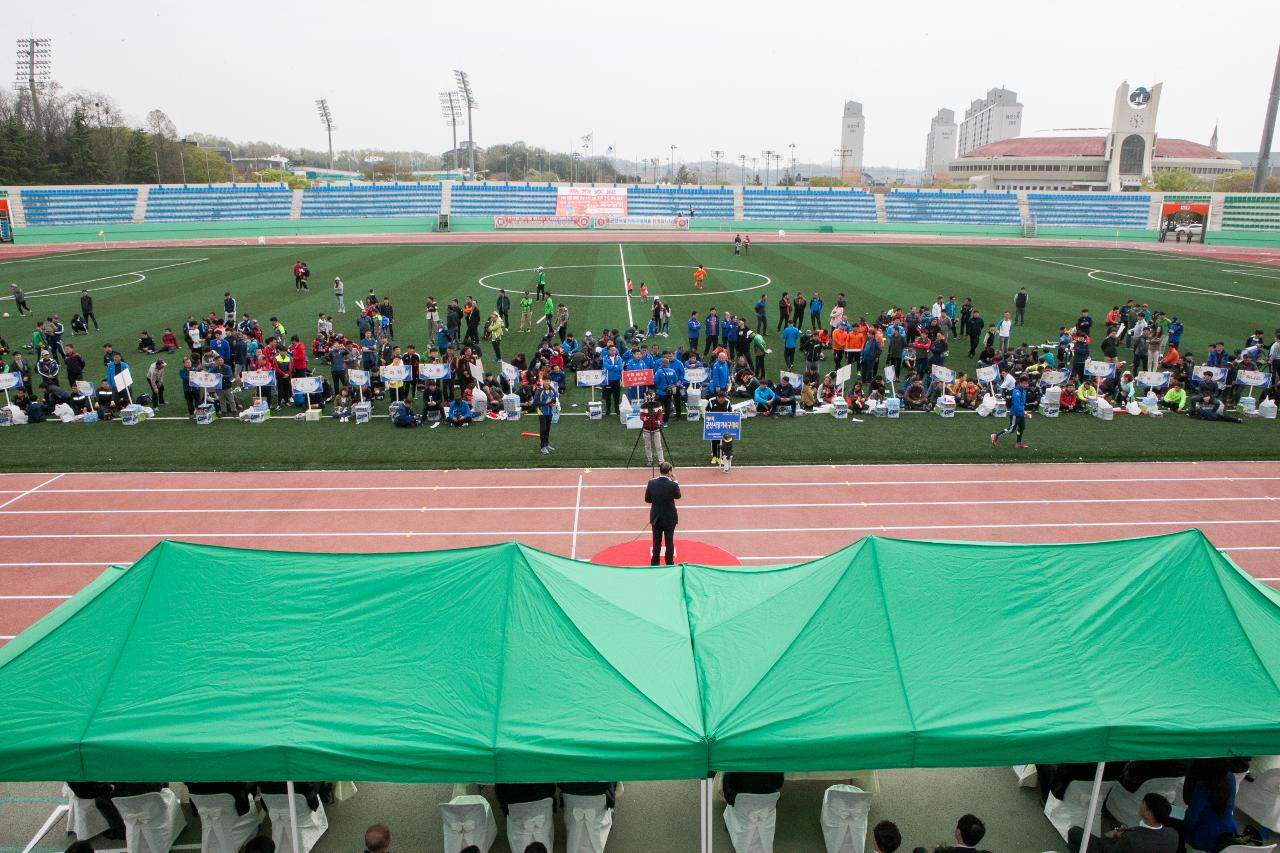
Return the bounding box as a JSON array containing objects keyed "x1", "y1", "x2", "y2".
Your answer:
[
  {"x1": 76, "y1": 380, "x2": 94, "y2": 396},
  {"x1": 1194, "y1": 365, "x2": 1227, "y2": 383},
  {"x1": 500, "y1": 361, "x2": 520, "y2": 384},
  {"x1": 1039, "y1": 370, "x2": 1067, "y2": 387},
  {"x1": 684, "y1": 367, "x2": 708, "y2": 384},
  {"x1": 241, "y1": 370, "x2": 275, "y2": 388},
  {"x1": 0, "y1": 373, "x2": 19, "y2": 391},
  {"x1": 576, "y1": 369, "x2": 605, "y2": 387},
  {"x1": 420, "y1": 363, "x2": 450, "y2": 380},
  {"x1": 291, "y1": 376, "x2": 323, "y2": 395},
  {"x1": 930, "y1": 365, "x2": 956, "y2": 384},
  {"x1": 189, "y1": 370, "x2": 223, "y2": 390},
  {"x1": 976, "y1": 364, "x2": 999, "y2": 384},
  {"x1": 835, "y1": 364, "x2": 853, "y2": 385},
  {"x1": 468, "y1": 360, "x2": 485, "y2": 383},
  {"x1": 1136, "y1": 371, "x2": 1170, "y2": 388},
  {"x1": 1236, "y1": 369, "x2": 1271, "y2": 387},
  {"x1": 884, "y1": 365, "x2": 896, "y2": 383},
  {"x1": 112, "y1": 368, "x2": 134, "y2": 392},
  {"x1": 780, "y1": 371, "x2": 802, "y2": 389},
  {"x1": 1084, "y1": 360, "x2": 1115, "y2": 378},
  {"x1": 380, "y1": 364, "x2": 410, "y2": 382},
  {"x1": 347, "y1": 369, "x2": 370, "y2": 387}
]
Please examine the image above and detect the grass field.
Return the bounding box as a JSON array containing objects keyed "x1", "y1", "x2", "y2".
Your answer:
[{"x1": 1, "y1": 241, "x2": 1278, "y2": 471}]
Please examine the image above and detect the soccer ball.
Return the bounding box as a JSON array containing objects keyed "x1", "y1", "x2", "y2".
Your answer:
[
  {"x1": 2, "y1": 312, "x2": 8, "y2": 318},
  {"x1": 778, "y1": 229, "x2": 786, "y2": 237}
]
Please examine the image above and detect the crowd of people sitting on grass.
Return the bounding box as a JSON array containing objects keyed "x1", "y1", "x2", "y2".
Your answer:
[
  {"x1": 3, "y1": 276, "x2": 1277, "y2": 427},
  {"x1": 57, "y1": 754, "x2": 1266, "y2": 853}
]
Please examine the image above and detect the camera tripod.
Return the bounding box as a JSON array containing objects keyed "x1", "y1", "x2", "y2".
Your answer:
[{"x1": 626, "y1": 426, "x2": 674, "y2": 476}]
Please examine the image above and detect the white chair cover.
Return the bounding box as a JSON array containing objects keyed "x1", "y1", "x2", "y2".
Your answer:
[
  {"x1": 506, "y1": 797, "x2": 554, "y2": 853},
  {"x1": 1216, "y1": 846, "x2": 1276, "y2": 853},
  {"x1": 188, "y1": 793, "x2": 262, "y2": 853},
  {"x1": 1104, "y1": 777, "x2": 1182, "y2": 828},
  {"x1": 260, "y1": 794, "x2": 328, "y2": 853},
  {"x1": 111, "y1": 789, "x2": 188, "y2": 853},
  {"x1": 1236, "y1": 769, "x2": 1280, "y2": 832},
  {"x1": 561, "y1": 792, "x2": 613, "y2": 853},
  {"x1": 439, "y1": 794, "x2": 497, "y2": 853},
  {"x1": 62, "y1": 784, "x2": 110, "y2": 840},
  {"x1": 723, "y1": 791, "x2": 780, "y2": 853},
  {"x1": 820, "y1": 785, "x2": 872, "y2": 853},
  {"x1": 1043, "y1": 780, "x2": 1115, "y2": 842}
]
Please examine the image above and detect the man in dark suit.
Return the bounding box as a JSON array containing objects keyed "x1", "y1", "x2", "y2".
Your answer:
[
  {"x1": 913, "y1": 814, "x2": 989, "y2": 853},
  {"x1": 1067, "y1": 793, "x2": 1178, "y2": 853},
  {"x1": 645, "y1": 461, "x2": 681, "y2": 566}
]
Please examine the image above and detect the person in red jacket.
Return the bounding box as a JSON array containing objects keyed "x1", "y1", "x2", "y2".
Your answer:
[{"x1": 288, "y1": 335, "x2": 308, "y2": 377}]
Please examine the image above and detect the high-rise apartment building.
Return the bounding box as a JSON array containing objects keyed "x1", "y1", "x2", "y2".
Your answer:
[
  {"x1": 957, "y1": 87, "x2": 1023, "y2": 155},
  {"x1": 924, "y1": 108, "x2": 957, "y2": 181},
  {"x1": 839, "y1": 101, "x2": 865, "y2": 182}
]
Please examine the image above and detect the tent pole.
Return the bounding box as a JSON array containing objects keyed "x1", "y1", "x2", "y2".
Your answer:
[
  {"x1": 1078, "y1": 761, "x2": 1105, "y2": 853},
  {"x1": 285, "y1": 780, "x2": 302, "y2": 853},
  {"x1": 699, "y1": 776, "x2": 712, "y2": 853}
]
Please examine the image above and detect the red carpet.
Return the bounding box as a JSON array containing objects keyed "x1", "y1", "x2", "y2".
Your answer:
[{"x1": 590, "y1": 539, "x2": 740, "y2": 566}]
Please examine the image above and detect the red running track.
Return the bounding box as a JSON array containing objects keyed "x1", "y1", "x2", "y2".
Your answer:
[{"x1": 1, "y1": 462, "x2": 1278, "y2": 643}]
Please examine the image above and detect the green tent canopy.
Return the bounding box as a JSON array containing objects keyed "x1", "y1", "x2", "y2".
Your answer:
[{"x1": 0, "y1": 531, "x2": 1276, "y2": 783}]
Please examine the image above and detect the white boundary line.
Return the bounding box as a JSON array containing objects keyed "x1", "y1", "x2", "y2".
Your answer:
[
  {"x1": 1025, "y1": 255, "x2": 1280, "y2": 307},
  {"x1": 0, "y1": 473, "x2": 65, "y2": 512},
  {"x1": 619, "y1": 244, "x2": 634, "y2": 327},
  {"x1": 3, "y1": 494, "x2": 1277, "y2": 515},
  {"x1": 0, "y1": 595, "x2": 70, "y2": 600},
  {"x1": 570, "y1": 473, "x2": 584, "y2": 559},
  {"x1": 2, "y1": 258, "x2": 209, "y2": 301}
]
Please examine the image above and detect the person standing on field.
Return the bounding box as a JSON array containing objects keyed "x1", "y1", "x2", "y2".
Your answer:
[
  {"x1": 1014, "y1": 287, "x2": 1028, "y2": 326},
  {"x1": 333, "y1": 277, "x2": 345, "y2": 312},
  {"x1": 80, "y1": 289, "x2": 99, "y2": 330}
]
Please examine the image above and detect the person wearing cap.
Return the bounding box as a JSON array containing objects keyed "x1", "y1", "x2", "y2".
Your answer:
[{"x1": 535, "y1": 266, "x2": 547, "y2": 300}]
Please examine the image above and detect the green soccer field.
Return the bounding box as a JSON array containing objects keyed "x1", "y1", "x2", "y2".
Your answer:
[{"x1": 1, "y1": 240, "x2": 1278, "y2": 472}]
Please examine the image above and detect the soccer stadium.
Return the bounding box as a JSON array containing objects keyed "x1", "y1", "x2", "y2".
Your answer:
[{"x1": 0, "y1": 11, "x2": 1279, "y2": 853}]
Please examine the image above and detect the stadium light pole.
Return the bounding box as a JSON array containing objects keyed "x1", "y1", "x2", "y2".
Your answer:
[
  {"x1": 789, "y1": 143, "x2": 796, "y2": 181},
  {"x1": 761, "y1": 150, "x2": 776, "y2": 187},
  {"x1": 15, "y1": 37, "x2": 52, "y2": 138},
  {"x1": 737, "y1": 154, "x2": 747, "y2": 186},
  {"x1": 453, "y1": 70, "x2": 478, "y2": 178},
  {"x1": 669, "y1": 145, "x2": 677, "y2": 182},
  {"x1": 834, "y1": 147, "x2": 852, "y2": 182},
  {"x1": 315, "y1": 99, "x2": 335, "y2": 169},
  {"x1": 750, "y1": 156, "x2": 759, "y2": 185},
  {"x1": 711, "y1": 150, "x2": 724, "y2": 184},
  {"x1": 440, "y1": 91, "x2": 463, "y2": 173},
  {"x1": 1254, "y1": 42, "x2": 1280, "y2": 193}
]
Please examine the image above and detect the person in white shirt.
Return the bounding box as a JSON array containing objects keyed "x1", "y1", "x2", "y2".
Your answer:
[
  {"x1": 997, "y1": 312, "x2": 1013, "y2": 353},
  {"x1": 931, "y1": 297, "x2": 944, "y2": 320},
  {"x1": 333, "y1": 277, "x2": 345, "y2": 313}
]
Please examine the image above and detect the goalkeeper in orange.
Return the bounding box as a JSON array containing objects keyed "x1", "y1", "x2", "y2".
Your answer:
[{"x1": 693, "y1": 265, "x2": 706, "y2": 290}]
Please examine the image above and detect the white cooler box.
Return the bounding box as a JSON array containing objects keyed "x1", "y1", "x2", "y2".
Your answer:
[
  {"x1": 1041, "y1": 385, "x2": 1061, "y2": 417},
  {"x1": 121, "y1": 404, "x2": 146, "y2": 426},
  {"x1": 195, "y1": 404, "x2": 216, "y2": 425},
  {"x1": 1092, "y1": 398, "x2": 1114, "y2": 421},
  {"x1": 885, "y1": 397, "x2": 901, "y2": 419},
  {"x1": 935, "y1": 395, "x2": 955, "y2": 418},
  {"x1": 503, "y1": 393, "x2": 521, "y2": 421},
  {"x1": 353, "y1": 402, "x2": 372, "y2": 424},
  {"x1": 832, "y1": 398, "x2": 849, "y2": 419},
  {"x1": 686, "y1": 388, "x2": 702, "y2": 421},
  {"x1": 587, "y1": 401, "x2": 602, "y2": 420},
  {"x1": 1260, "y1": 399, "x2": 1277, "y2": 419}
]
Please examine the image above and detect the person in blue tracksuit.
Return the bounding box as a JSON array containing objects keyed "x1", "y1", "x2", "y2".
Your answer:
[
  {"x1": 991, "y1": 375, "x2": 1029, "y2": 448},
  {"x1": 754, "y1": 295, "x2": 768, "y2": 334},
  {"x1": 624, "y1": 348, "x2": 650, "y2": 403},
  {"x1": 781, "y1": 321, "x2": 801, "y2": 369},
  {"x1": 653, "y1": 356, "x2": 679, "y2": 421},
  {"x1": 723, "y1": 316, "x2": 738, "y2": 355},
  {"x1": 808, "y1": 294, "x2": 823, "y2": 331},
  {"x1": 602, "y1": 346, "x2": 623, "y2": 416},
  {"x1": 687, "y1": 312, "x2": 701, "y2": 353},
  {"x1": 709, "y1": 351, "x2": 731, "y2": 396}
]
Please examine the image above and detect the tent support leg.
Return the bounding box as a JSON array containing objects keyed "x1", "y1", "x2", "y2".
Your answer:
[
  {"x1": 1079, "y1": 761, "x2": 1105, "y2": 853},
  {"x1": 286, "y1": 780, "x2": 302, "y2": 853},
  {"x1": 700, "y1": 776, "x2": 713, "y2": 853}
]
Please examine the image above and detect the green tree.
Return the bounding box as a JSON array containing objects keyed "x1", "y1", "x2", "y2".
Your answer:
[
  {"x1": 65, "y1": 110, "x2": 105, "y2": 183},
  {"x1": 258, "y1": 168, "x2": 309, "y2": 189},
  {"x1": 181, "y1": 146, "x2": 233, "y2": 183},
  {"x1": 1145, "y1": 169, "x2": 1203, "y2": 192},
  {"x1": 0, "y1": 118, "x2": 40, "y2": 184},
  {"x1": 675, "y1": 164, "x2": 692, "y2": 184},
  {"x1": 124, "y1": 131, "x2": 157, "y2": 183},
  {"x1": 806, "y1": 176, "x2": 849, "y2": 187}
]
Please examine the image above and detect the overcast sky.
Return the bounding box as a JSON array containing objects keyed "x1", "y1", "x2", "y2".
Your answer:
[{"x1": 5, "y1": 0, "x2": 1277, "y2": 167}]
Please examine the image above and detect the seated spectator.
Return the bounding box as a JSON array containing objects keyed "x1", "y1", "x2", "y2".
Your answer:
[
  {"x1": 874, "y1": 821, "x2": 903, "y2": 853},
  {"x1": 66, "y1": 841, "x2": 95, "y2": 853},
  {"x1": 1067, "y1": 793, "x2": 1175, "y2": 853},
  {"x1": 186, "y1": 782, "x2": 254, "y2": 816},
  {"x1": 1060, "y1": 383, "x2": 1082, "y2": 412},
  {"x1": 363, "y1": 823, "x2": 390, "y2": 853},
  {"x1": 523, "y1": 844, "x2": 548, "y2": 853},
  {"x1": 1189, "y1": 393, "x2": 1241, "y2": 423},
  {"x1": 255, "y1": 782, "x2": 322, "y2": 811},
  {"x1": 95, "y1": 379, "x2": 120, "y2": 419},
  {"x1": 1040, "y1": 762, "x2": 1126, "y2": 804},
  {"x1": 332, "y1": 387, "x2": 355, "y2": 421},
  {"x1": 753, "y1": 380, "x2": 777, "y2": 415},
  {"x1": 1077, "y1": 380, "x2": 1098, "y2": 409},
  {"x1": 137, "y1": 331, "x2": 157, "y2": 354},
  {"x1": 846, "y1": 382, "x2": 867, "y2": 414},
  {"x1": 161, "y1": 328, "x2": 179, "y2": 352},
  {"x1": 912, "y1": 814, "x2": 988, "y2": 853},
  {"x1": 1114, "y1": 371, "x2": 1137, "y2": 405},
  {"x1": 775, "y1": 380, "x2": 798, "y2": 415},
  {"x1": 495, "y1": 783, "x2": 557, "y2": 815},
  {"x1": 722, "y1": 773, "x2": 783, "y2": 807},
  {"x1": 1159, "y1": 380, "x2": 1187, "y2": 412},
  {"x1": 801, "y1": 380, "x2": 817, "y2": 410},
  {"x1": 390, "y1": 400, "x2": 418, "y2": 427},
  {"x1": 244, "y1": 838, "x2": 275, "y2": 853},
  {"x1": 446, "y1": 396, "x2": 472, "y2": 427},
  {"x1": 1169, "y1": 759, "x2": 1238, "y2": 853},
  {"x1": 903, "y1": 379, "x2": 927, "y2": 410},
  {"x1": 70, "y1": 314, "x2": 89, "y2": 336}
]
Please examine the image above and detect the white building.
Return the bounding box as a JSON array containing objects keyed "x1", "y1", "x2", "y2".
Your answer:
[
  {"x1": 839, "y1": 101, "x2": 865, "y2": 182},
  {"x1": 924, "y1": 108, "x2": 957, "y2": 181},
  {"x1": 949, "y1": 81, "x2": 1240, "y2": 191},
  {"x1": 957, "y1": 87, "x2": 1023, "y2": 155}
]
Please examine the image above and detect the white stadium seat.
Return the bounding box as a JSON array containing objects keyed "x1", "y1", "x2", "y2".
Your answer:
[
  {"x1": 440, "y1": 794, "x2": 497, "y2": 853},
  {"x1": 111, "y1": 789, "x2": 188, "y2": 853},
  {"x1": 820, "y1": 784, "x2": 872, "y2": 853},
  {"x1": 561, "y1": 792, "x2": 613, "y2": 853},
  {"x1": 187, "y1": 793, "x2": 262, "y2": 853},
  {"x1": 723, "y1": 791, "x2": 780, "y2": 853}
]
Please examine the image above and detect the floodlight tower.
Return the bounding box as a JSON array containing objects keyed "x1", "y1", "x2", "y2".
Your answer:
[
  {"x1": 440, "y1": 91, "x2": 463, "y2": 172},
  {"x1": 1255, "y1": 43, "x2": 1280, "y2": 193},
  {"x1": 315, "y1": 99, "x2": 335, "y2": 169},
  {"x1": 761, "y1": 150, "x2": 776, "y2": 186},
  {"x1": 789, "y1": 143, "x2": 796, "y2": 180},
  {"x1": 711, "y1": 150, "x2": 724, "y2": 184},
  {"x1": 834, "y1": 147, "x2": 852, "y2": 181},
  {"x1": 453, "y1": 70, "x2": 478, "y2": 177},
  {"x1": 15, "y1": 38, "x2": 52, "y2": 136},
  {"x1": 738, "y1": 154, "x2": 747, "y2": 186}
]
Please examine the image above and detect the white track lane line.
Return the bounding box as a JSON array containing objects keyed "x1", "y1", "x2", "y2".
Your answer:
[
  {"x1": 0, "y1": 473, "x2": 65, "y2": 511},
  {"x1": 619, "y1": 244, "x2": 634, "y2": 327}
]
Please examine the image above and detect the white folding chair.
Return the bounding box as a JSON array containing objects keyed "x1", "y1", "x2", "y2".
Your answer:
[
  {"x1": 111, "y1": 789, "x2": 188, "y2": 853},
  {"x1": 62, "y1": 784, "x2": 109, "y2": 840},
  {"x1": 1236, "y1": 769, "x2": 1280, "y2": 833},
  {"x1": 561, "y1": 792, "x2": 613, "y2": 853},
  {"x1": 820, "y1": 785, "x2": 872, "y2": 853},
  {"x1": 723, "y1": 791, "x2": 780, "y2": 853},
  {"x1": 506, "y1": 797, "x2": 554, "y2": 853},
  {"x1": 1104, "y1": 777, "x2": 1182, "y2": 828},
  {"x1": 260, "y1": 794, "x2": 328, "y2": 853},
  {"x1": 1043, "y1": 780, "x2": 1115, "y2": 842},
  {"x1": 439, "y1": 794, "x2": 497, "y2": 853},
  {"x1": 187, "y1": 793, "x2": 262, "y2": 853}
]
